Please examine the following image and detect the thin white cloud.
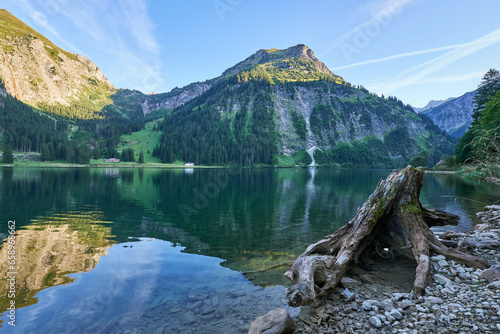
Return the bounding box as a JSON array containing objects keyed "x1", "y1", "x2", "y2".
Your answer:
[
  {"x1": 320, "y1": 0, "x2": 415, "y2": 57},
  {"x1": 6, "y1": 0, "x2": 163, "y2": 92},
  {"x1": 119, "y1": 0, "x2": 160, "y2": 56},
  {"x1": 370, "y1": 28, "x2": 500, "y2": 94},
  {"x1": 417, "y1": 71, "x2": 484, "y2": 85},
  {"x1": 331, "y1": 43, "x2": 464, "y2": 71},
  {"x1": 11, "y1": 0, "x2": 85, "y2": 54}
]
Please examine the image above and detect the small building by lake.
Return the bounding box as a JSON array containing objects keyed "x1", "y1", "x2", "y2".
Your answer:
[{"x1": 184, "y1": 162, "x2": 195, "y2": 166}]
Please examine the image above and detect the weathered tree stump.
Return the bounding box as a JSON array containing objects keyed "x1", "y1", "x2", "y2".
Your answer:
[{"x1": 285, "y1": 166, "x2": 489, "y2": 307}]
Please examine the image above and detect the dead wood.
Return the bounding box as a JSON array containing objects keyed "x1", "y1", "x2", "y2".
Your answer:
[{"x1": 285, "y1": 166, "x2": 489, "y2": 307}]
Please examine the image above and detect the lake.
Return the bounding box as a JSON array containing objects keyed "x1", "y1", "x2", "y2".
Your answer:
[{"x1": 1, "y1": 167, "x2": 499, "y2": 333}]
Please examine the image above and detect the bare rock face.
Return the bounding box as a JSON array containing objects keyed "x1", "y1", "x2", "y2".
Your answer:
[
  {"x1": 248, "y1": 308, "x2": 296, "y2": 334},
  {"x1": 0, "y1": 10, "x2": 115, "y2": 108},
  {"x1": 141, "y1": 82, "x2": 211, "y2": 115},
  {"x1": 421, "y1": 91, "x2": 475, "y2": 138}
]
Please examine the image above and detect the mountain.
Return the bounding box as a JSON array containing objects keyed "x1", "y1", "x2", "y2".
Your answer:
[
  {"x1": 414, "y1": 98, "x2": 453, "y2": 113},
  {"x1": 220, "y1": 44, "x2": 342, "y2": 82},
  {"x1": 0, "y1": 11, "x2": 154, "y2": 163},
  {"x1": 421, "y1": 91, "x2": 475, "y2": 138},
  {"x1": 0, "y1": 9, "x2": 115, "y2": 119},
  {"x1": 140, "y1": 44, "x2": 345, "y2": 116},
  {"x1": 153, "y1": 45, "x2": 455, "y2": 168},
  {"x1": 0, "y1": 10, "x2": 455, "y2": 167}
]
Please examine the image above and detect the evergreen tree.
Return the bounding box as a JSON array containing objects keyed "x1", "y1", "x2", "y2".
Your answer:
[
  {"x1": 77, "y1": 145, "x2": 91, "y2": 164},
  {"x1": 2, "y1": 145, "x2": 14, "y2": 164},
  {"x1": 41, "y1": 144, "x2": 50, "y2": 161},
  {"x1": 120, "y1": 148, "x2": 135, "y2": 162},
  {"x1": 41, "y1": 143, "x2": 55, "y2": 161},
  {"x1": 66, "y1": 146, "x2": 76, "y2": 163},
  {"x1": 93, "y1": 148, "x2": 102, "y2": 160},
  {"x1": 139, "y1": 150, "x2": 144, "y2": 163},
  {"x1": 472, "y1": 68, "x2": 500, "y2": 125},
  {"x1": 457, "y1": 69, "x2": 500, "y2": 163}
]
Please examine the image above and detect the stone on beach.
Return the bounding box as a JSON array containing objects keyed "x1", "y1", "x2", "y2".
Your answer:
[{"x1": 248, "y1": 308, "x2": 296, "y2": 334}]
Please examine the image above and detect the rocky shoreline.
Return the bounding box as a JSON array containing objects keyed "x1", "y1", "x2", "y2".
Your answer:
[{"x1": 291, "y1": 205, "x2": 500, "y2": 334}]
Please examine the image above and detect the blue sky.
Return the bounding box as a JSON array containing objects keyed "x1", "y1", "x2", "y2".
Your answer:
[{"x1": 4, "y1": 0, "x2": 500, "y2": 107}]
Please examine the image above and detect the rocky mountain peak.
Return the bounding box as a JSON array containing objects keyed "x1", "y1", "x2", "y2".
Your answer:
[
  {"x1": 277, "y1": 44, "x2": 318, "y2": 62},
  {"x1": 222, "y1": 44, "x2": 333, "y2": 77}
]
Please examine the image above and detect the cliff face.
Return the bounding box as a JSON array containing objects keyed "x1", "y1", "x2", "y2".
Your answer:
[
  {"x1": 422, "y1": 91, "x2": 475, "y2": 138},
  {"x1": 0, "y1": 9, "x2": 114, "y2": 109},
  {"x1": 270, "y1": 84, "x2": 426, "y2": 155},
  {"x1": 141, "y1": 82, "x2": 211, "y2": 115}
]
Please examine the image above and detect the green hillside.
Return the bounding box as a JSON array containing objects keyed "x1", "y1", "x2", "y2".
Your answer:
[{"x1": 153, "y1": 78, "x2": 455, "y2": 168}]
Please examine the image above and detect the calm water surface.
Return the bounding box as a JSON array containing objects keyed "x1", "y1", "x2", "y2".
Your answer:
[{"x1": 0, "y1": 168, "x2": 499, "y2": 333}]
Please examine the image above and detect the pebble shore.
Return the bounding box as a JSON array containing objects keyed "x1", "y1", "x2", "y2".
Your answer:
[{"x1": 293, "y1": 205, "x2": 500, "y2": 334}]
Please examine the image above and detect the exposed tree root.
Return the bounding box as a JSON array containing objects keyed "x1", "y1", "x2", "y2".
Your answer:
[{"x1": 285, "y1": 166, "x2": 489, "y2": 307}]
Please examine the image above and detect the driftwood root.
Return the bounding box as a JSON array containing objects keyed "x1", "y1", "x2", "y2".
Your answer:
[{"x1": 285, "y1": 166, "x2": 489, "y2": 307}]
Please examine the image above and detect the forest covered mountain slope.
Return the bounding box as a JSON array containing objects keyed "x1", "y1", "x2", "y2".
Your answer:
[
  {"x1": 153, "y1": 45, "x2": 456, "y2": 168},
  {"x1": 0, "y1": 10, "x2": 456, "y2": 168}
]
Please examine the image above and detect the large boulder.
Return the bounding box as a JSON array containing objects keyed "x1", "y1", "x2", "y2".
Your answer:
[
  {"x1": 248, "y1": 308, "x2": 296, "y2": 334},
  {"x1": 479, "y1": 264, "x2": 500, "y2": 283}
]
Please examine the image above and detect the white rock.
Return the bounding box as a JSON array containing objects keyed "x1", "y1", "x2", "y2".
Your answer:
[
  {"x1": 427, "y1": 296, "x2": 443, "y2": 304},
  {"x1": 362, "y1": 299, "x2": 380, "y2": 312},
  {"x1": 434, "y1": 274, "x2": 452, "y2": 285},
  {"x1": 440, "y1": 314, "x2": 450, "y2": 323},
  {"x1": 388, "y1": 309, "x2": 403, "y2": 320},
  {"x1": 248, "y1": 308, "x2": 296, "y2": 334},
  {"x1": 381, "y1": 298, "x2": 395, "y2": 312},
  {"x1": 431, "y1": 255, "x2": 446, "y2": 262},
  {"x1": 487, "y1": 281, "x2": 500, "y2": 289},
  {"x1": 398, "y1": 299, "x2": 413, "y2": 310},
  {"x1": 393, "y1": 293, "x2": 410, "y2": 301},
  {"x1": 438, "y1": 260, "x2": 449, "y2": 267},
  {"x1": 369, "y1": 316, "x2": 382, "y2": 328},
  {"x1": 384, "y1": 312, "x2": 395, "y2": 324},
  {"x1": 340, "y1": 277, "x2": 362, "y2": 289},
  {"x1": 416, "y1": 305, "x2": 427, "y2": 312}
]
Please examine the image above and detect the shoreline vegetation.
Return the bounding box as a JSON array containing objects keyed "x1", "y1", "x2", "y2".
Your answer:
[
  {"x1": 3, "y1": 161, "x2": 225, "y2": 168},
  {"x1": 2, "y1": 159, "x2": 499, "y2": 178}
]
